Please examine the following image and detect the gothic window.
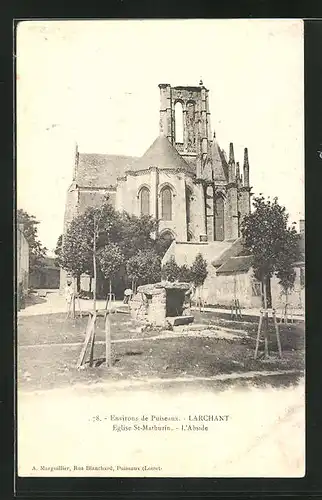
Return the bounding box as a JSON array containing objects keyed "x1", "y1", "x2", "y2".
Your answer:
[
  {"x1": 161, "y1": 186, "x2": 172, "y2": 221},
  {"x1": 140, "y1": 187, "x2": 150, "y2": 216},
  {"x1": 174, "y1": 101, "x2": 184, "y2": 143},
  {"x1": 214, "y1": 195, "x2": 225, "y2": 241}
]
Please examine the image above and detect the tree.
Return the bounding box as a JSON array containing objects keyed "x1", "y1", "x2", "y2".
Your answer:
[
  {"x1": 98, "y1": 243, "x2": 125, "y2": 299},
  {"x1": 177, "y1": 264, "x2": 192, "y2": 282},
  {"x1": 161, "y1": 256, "x2": 181, "y2": 282},
  {"x1": 17, "y1": 209, "x2": 47, "y2": 274},
  {"x1": 117, "y1": 213, "x2": 158, "y2": 260},
  {"x1": 240, "y1": 195, "x2": 301, "y2": 309},
  {"x1": 190, "y1": 253, "x2": 208, "y2": 288},
  {"x1": 54, "y1": 234, "x2": 63, "y2": 267},
  {"x1": 190, "y1": 253, "x2": 208, "y2": 310},
  {"x1": 59, "y1": 201, "x2": 117, "y2": 293},
  {"x1": 126, "y1": 249, "x2": 161, "y2": 291}
]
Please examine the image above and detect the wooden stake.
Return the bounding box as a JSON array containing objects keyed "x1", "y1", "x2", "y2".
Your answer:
[
  {"x1": 105, "y1": 313, "x2": 112, "y2": 367},
  {"x1": 76, "y1": 294, "x2": 83, "y2": 318},
  {"x1": 273, "y1": 309, "x2": 283, "y2": 358},
  {"x1": 76, "y1": 313, "x2": 96, "y2": 369},
  {"x1": 254, "y1": 310, "x2": 263, "y2": 359},
  {"x1": 89, "y1": 317, "x2": 96, "y2": 367},
  {"x1": 264, "y1": 311, "x2": 269, "y2": 358}
]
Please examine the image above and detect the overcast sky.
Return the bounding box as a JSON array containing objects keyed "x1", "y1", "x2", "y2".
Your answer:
[{"x1": 17, "y1": 19, "x2": 304, "y2": 254}]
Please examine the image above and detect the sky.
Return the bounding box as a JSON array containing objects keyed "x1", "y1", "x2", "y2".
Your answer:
[{"x1": 16, "y1": 19, "x2": 304, "y2": 255}]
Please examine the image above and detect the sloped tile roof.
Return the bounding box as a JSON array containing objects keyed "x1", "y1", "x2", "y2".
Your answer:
[
  {"x1": 216, "y1": 255, "x2": 253, "y2": 274},
  {"x1": 212, "y1": 238, "x2": 245, "y2": 267},
  {"x1": 76, "y1": 153, "x2": 138, "y2": 187},
  {"x1": 130, "y1": 136, "x2": 194, "y2": 174}
]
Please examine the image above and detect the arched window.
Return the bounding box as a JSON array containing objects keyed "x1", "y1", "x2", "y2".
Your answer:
[
  {"x1": 214, "y1": 195, "x2": 225, "y2": 241},
  {"x1": 174, "y1": 101, "x2": 184, "y2": 143},
  {"x1": 140, "y1": 187, "x2": 150, "y2": 216},
  {"x1": 161, "y1": 187, "x2": 172, "y2": 221}
]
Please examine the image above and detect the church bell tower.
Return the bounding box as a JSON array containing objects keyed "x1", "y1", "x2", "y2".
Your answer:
[{"x1": 159, "y1": 81, "x2": 212, "y2": 176}]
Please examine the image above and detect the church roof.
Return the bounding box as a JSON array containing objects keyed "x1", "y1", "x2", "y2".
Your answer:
[
  {"x1": 130, "y1": 136, "x2": 194, "y2": 174},
  {"x1": 76, "y1": 153, "x2": 138, "y2": 188},
  {"x1": 211, "y1": 138, "x2": 229, "y2": 182}
]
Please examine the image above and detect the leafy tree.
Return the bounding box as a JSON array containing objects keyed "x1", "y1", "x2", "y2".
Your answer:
[
  {"x1": 190, "y1": 253, "x2": 208, "y2": 288},
  {"x1": 154, "y1": 232, "x2": 174, "y2": 257},
  {"x1": 126, "y1": 249, "x2": 161, "y2": 291},
  {"x1": 59, "y1": 201, "x2": 117, "y2": 292},
  {"x1": 98, "y1": 243, "x2": 125, "y2": 298},
  {"x1": 17, "y1": 209, "x2": 47, "y2": 274},
  {"x1": 240, "y1": 195, "x2": 301, "y2": 309},
  {"x1": 177, "y1": 264, "x2": 192, "y2": 282},
  {"x1": 161, "y1": 256, "x2": 181, "y2": 282},
  {"x1": 54, "y1": 234, "x2": 63, "y2": 267},
  {"x1": 117, "y1": 213, "x2": 158, "y2": 260}
]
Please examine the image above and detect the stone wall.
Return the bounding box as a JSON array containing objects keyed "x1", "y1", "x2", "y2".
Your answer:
[{"x1": 17, "y1": 225, "x2": 29, "y2": 292}]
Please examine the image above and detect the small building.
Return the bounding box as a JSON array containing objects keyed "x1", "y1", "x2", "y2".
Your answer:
[
  {"x1": 130, "y1": 281, "x2": 194, "y2": 327},
  {"x1": 162, "y1": 228, "x2": 305, "y2": 310},
  {"x1": 17, "y1": 224, "x2": 29, "y2": 294}
]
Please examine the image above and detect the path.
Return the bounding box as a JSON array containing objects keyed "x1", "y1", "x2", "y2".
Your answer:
[{"x1": 20, "y1": 290, "x2": 305, "y2": 322}]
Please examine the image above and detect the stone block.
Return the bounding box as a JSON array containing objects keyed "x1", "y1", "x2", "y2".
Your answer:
[{"x1": 167, "y1": 315, "x2": 194, "y2": 326}]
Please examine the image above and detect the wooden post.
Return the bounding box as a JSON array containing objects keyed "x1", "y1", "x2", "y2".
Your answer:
[
  {"x1": 273, "y1": 309, "x2": 283, "y2": 358},
  {"x1": 76, "y1": 313, "x2": 96, "y2": 369},
  {"x1": 89, "y1": 318, "x2": 96, "y2": 367},
  {"x1": 263, "y1": 310, "x2": 269, "y2": 358},
  {"x1": 76, "y1": 294, "x2": 83, "y2": 318},
  {"x1": 93, "y1": 215, "x2": 97, "y2": 314},
  {"x1": 105, "y1": 313, "x2": 112, "y2": 367},
  {"x1": 254, "y1": 310, "x2": 263, "y2": 359},
  {"x1": 72, "y1": 280, "x2": 76, "y2": 320}
]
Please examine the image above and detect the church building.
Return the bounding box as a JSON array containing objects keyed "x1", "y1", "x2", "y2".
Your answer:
[
  {"x1": 61, "y1": 81, "x2": 304, "y2": 310},
  {"x1": 63, "y1": 80, "x2": 251, "y2": 246}
]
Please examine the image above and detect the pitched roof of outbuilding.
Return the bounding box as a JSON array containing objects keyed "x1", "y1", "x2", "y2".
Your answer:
[
  {"x1": 76, "y1": 153, "x2": 138, "y2": 188},
  {"x1": 216, "y1": 255, "x2": 253, "y2": 274},
  {"x1": 130, "y1": 136, "x2": 194, "y2": 174}
]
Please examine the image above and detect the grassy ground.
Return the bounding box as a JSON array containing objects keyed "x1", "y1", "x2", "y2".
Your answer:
[{"x1": 17, "y1": 310, "x2": 304, "y2": 392}]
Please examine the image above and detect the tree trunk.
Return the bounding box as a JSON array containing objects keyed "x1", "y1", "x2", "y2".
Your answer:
[
  {"x1": 285, "y1": 289, "x2": 289, "y2": 323},
  {"x1": 89, "y1": 277, "x2": 92, "y2": 293},
  {"x1": 93, "y1": 217, "x2": 97, "y2": 313},
  {"x1": 72, "y1": 277, "x2": 76, "y2": 319},
  {"x1": 76, "y1": 275, "x2": 81, "y2": 293},
  {"x1": 108, "y1": 278, "x2": 112, "y2": 309},
  {"x1": 262, "y1": 276, "x2": 269, "y2": 358}
]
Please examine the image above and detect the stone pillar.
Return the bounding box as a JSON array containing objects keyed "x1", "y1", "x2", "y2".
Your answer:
[
  {"x1": 206, "y1": 90, "x2": 212, "y2": 141},
  {"x1": 243, "y1": 147, "x2": 250, "y2": 187},
  {"x1": 226, "y1": 184, "x2": 239, "y2": 240},
  {"x1": 238, "y1": 187, "x2": 251, "y2": 223},
  {"x1": 183, "y1": 107, "x2": 188, "y2": 151},
  {"x1": 159, "y1": 84, "x2": 172, "y2": 142},
  {"x1": 150, "y1": 167, "x2": 159, "y2": 220},
  {"x1": 150, "y1": 290, "x2": 167, "y2": 326}
]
